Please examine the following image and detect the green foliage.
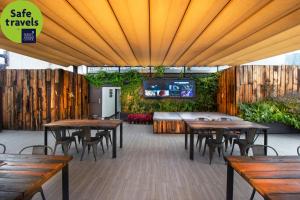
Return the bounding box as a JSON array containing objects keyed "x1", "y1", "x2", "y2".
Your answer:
[
  {"x1": 154, "y1": 66, "x2": 165, "y2": 78},
  {"x1": 239, "y1": 95, "x2": 300, "y2": 129},
  {"x1": 85, "y1": 70, "x2": 220, "y2": 113}
]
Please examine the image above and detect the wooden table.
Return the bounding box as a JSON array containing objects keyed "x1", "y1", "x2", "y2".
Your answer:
[
  {"x1": 226, "y1": 156, "x2": 300, "y2": 200},
  {"x1": 185, "y1": 120, "x2": 269, "y2": 160},
  {"x1": 44, "y1": 119, "x2": 123, "y2": 158},
  {"x1": 0, "y1": 154, "x2": 72, "y2": 200}
]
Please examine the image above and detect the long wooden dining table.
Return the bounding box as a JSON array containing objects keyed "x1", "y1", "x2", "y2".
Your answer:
[
  {"x1": 184, "y1": 120, "x2": 269, "y2": 160},
  {"x1": 0, "y1": 154, "x2": 72, "y2": 200},
  {"x1": 226, "y1": 156, "x2": 300, "y2": 200},
  {"x1": 44, "y1": 119, "x2": 123, "y2": 158}
]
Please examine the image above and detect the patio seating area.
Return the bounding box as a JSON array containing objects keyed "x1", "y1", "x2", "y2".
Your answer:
[
  {"x1": 1, "y1": 124, "x2": 300, "y2": 200},
  {"x1": 0, "y1": 1, "x2": 300, "y2": 200}
]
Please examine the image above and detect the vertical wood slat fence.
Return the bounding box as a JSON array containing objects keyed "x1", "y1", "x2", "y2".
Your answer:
[
  {"x1": 217, "y1": 65, "x2": 300, "y2": 115},
  {"x1": 0, "y1": 69, "x2": 89, "y2": 130}
]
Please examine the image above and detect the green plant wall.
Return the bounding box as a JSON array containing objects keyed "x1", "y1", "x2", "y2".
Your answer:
[
  {"x1": 239, "y1": 95, "x2": 300, "y2": 129},
  {"x1": 85, "y1": 70, "x2": 219, "y2": 113}
]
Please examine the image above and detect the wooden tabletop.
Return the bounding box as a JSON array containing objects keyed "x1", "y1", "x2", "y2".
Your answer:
[
  {"x1": 226, "y1": 156, "x2": 300, "y2": 200},
  {"x1": 0, "y1": 154, "x2": 72, "y2": 200},
  {"x1": 185, "y1": 120, "x2": 269, "y2": 130},
  {"x1": 44, "y1": 119, "x2": 123, "y2": 128}
]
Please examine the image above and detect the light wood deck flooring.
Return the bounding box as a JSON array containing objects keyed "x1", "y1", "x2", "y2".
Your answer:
[{"x1": 0, "y1": 123, "x2": 299, "y2": 200}]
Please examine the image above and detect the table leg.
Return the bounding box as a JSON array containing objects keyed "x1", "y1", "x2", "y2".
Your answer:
[
  {"x1": 62, "y1": 164, "x2": 69, "y2": 200},
  {"x1": 120, "y1": 123, "x2": 123, "y2": 148},
  {"x1": 226, "y1": 164, "x2": 234, "y2": 200},
  {"x1": 112, "y1": 128, "x2": 117, "y2": 158},
  {"x1": 185, "y1": 122, "x2": 188, "y2": 149},
  {"x1": 189, "y1": 129, "x2": 194, "y2": 160},
  {"x1": 263, "y1": 129, "x2": 268, "y2": 155},
  {"x1": 44, "y1": 127, "x2": 48, "y2": 155},
  {"x1": 185, "y1": 131, "x2": 188, "y2": 150}
]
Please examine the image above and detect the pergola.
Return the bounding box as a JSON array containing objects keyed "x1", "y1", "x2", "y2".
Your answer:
[{"x1": 0, "y1": 0, "x2": 299, "y2": 67}]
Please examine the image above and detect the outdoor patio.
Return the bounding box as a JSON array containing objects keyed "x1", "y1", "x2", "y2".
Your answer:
[
  {"x1": 0, "y1": 1, "x2": 299, "y2": 200},
  {"x1": 1, "y1": 123, "x2": 299, "y2": 200}
]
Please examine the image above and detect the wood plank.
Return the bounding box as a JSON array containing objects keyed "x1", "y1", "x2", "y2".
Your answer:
[
  {"x1": 251, "y1": 179, "x2": 300, "y2": 196},
  {"x1": 267, "y1": 193, "x2": 300, "y2": 200}
]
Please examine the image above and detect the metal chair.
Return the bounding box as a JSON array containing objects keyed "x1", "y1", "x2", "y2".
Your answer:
[
  {"x1": 19, "y1": 145, "x2": 54, "y2": 200},
  {"x1": 19, "y1": 145, "x2": 54, "y2": 155},
  {"x1": 297, "y1": 146, "x2": 300, "y2": 156},
  {"x1": 245, "y1": 144, "x2": 279, "y2": 200},
  {"x1": 217, "y1": 117, "x2": 241, "y2": 151},
  {"x1": 205, "y1": 129, "x2": 225, "y2": 164},
  {"x1": 195, "y1": 117, "x2": 213, "y2": 153},
  {"x1": 230, "y1": 128, "x2": 258, "y2": 156},
  {"x1": 51, "y1": 128, "x2": 78, "y2": 155},
  {"x1": 80, "y1": 127, "x2": 105, "y2": 161},
  {"x1": 96, "y1": 129, "x2": 112, "y2": 150},
  {"x1": 0, "y1": 143, "x2": 6, "y2": 153},
  {"x1": 70, "y1": 129, "x2": 85, "y2": 144}
]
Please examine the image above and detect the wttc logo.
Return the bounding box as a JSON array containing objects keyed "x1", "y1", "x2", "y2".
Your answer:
[{"x1": 0, "y1": 0, "x2": 43, "y2": 43}]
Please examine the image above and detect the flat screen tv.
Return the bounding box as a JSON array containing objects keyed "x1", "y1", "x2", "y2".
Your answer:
[{"x1": 143, "y1": 79, "x2": 196, "y2": 98}]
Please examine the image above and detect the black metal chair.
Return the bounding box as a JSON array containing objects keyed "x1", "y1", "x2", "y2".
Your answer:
[
  {"x1": 217, "y1": 117, "x2": 241, "y2": 152},
  {"x1": 80, "y1": 127, "x2": 105, "y2": 161},
  {"x1": 205, "y1": 129, "x2": 225, "y2": 164},
  {"x1": 245, "y1": 144, "x2": 279, "y2": 200},
  {"x1": 70, "y1": 129, "x2": 85, "y2": 144},
  {"x1": 230, "y1": 128, "x2": 258, "y2": 156},
  {"x1": 297, "y1": 146, "x2": 300, "y2": 156},
  {"x1": 19, "y1": 145, "x2": 54, "y2": 200},
  {"x1": 0, "y1": 143, "x2": 6, "y2": 153},
  {"x1": 195, "y1": 117, "x2": 213, "y2": 153},
  {"x1": 51, "y1": 128, "x2": 78, "y2": 155},
  {"x1": 96, "y1": 129, "x2": 112, "y2": 150},
  {"x1": 19, "y1": 145, "x2": 54, "y2": 155}
]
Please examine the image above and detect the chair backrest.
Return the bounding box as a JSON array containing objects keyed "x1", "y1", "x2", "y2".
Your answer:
[
  {"x1": 215, "y1": 129, "x2": 225, "y2": 144},
  {"x1": 82, "y1": 127, "x2": 92, "y2": 141},
  {"x1": 19, "y1": 145, "x2": 53, "y2": 155},
  {"x1": 246, "y1": 145, "x2": 278, "y2": 156},
  {"x1": 245, "y1": 128, "x2": 258, "y2": 144},
  {"x1": 50, "y1": 128, "x2": 63, "y2": 140},
  {"x1": 297, "y1": 146, "x2": 300, "y2": 156},
  {"x1": 0, "y1": 143, "x2": 6, "y2": 154}
]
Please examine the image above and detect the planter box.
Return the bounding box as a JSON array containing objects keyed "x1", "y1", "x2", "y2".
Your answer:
[{"x1": 261, "y1": 122, "x2": 300, "y2": 134}]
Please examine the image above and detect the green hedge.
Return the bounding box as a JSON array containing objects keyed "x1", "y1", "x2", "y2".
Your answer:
[
  {"x1": 239, "y1": 95, "x2": 300, "y2": 129},
  {"x1": 85, "y1": 70, "x2": 219, "y2": 113}
]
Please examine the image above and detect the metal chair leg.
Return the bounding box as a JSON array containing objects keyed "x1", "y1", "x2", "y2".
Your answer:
[
  {"x1": 105, "y1": 135, "x2": 109, "y2": 150},
  {"x1": 40, "y1": 188, "x2": 46, "y2": 200},
  {"x1": 80, "y1": 142, "x2": 86, "y2": 161},
  {"x1": 74, "y1": 139, "x2": 79, "y2": 153},
  {"x1": 209, "y1": 146, "x2": 214, "y2": 165},
  {"x1": 92, "y1": 144, "x2": 97, "y2": 162},
  {"x1": 100, "y1": 139, "x2": 105, "y2": 153},
  {"x1": 230, "y1": 142, "x2": 236, "y2": 155},
  {"x1": 53, "y1": 143, "x2": 58, "y2": 155},
  {"x1": 250, "y1": 189, "x2": 256, "y2": 200}
]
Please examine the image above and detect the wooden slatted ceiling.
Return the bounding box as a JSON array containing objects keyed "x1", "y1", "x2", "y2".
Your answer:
[{"x1": 0, "y1": 0, "x2": 299, "y2": 67}]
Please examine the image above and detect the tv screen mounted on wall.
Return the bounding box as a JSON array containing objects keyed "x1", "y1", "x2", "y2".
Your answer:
[{"x1": 143, "y1": 79, "x2": 196, "y2": 98}]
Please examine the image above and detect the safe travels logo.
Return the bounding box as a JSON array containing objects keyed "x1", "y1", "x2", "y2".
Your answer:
[{"x1": 0, "y1": 0, "x2": 43, "y2": 43}]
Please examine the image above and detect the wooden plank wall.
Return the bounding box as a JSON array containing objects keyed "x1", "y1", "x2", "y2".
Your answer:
[
  {"x1": 217, "y1": 65, "x2": 300, "y2": 116},
  {"x1": 0, "y1": 69, "x2": 89, "y2": 130}
]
